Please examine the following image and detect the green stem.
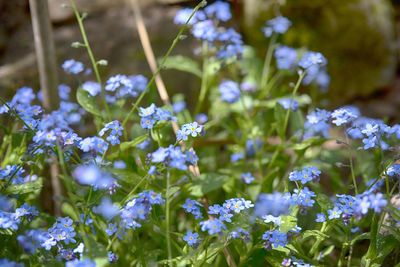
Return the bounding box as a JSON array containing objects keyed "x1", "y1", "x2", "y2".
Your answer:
[
  {"x1": 165, "y1": 171, "x2": 172, "y2": 265},
  {"x1": 282, "y1": 71, "x2": 306, "y2": 136},
  {"x1": 195, "y1": 41, "x2": 209, "y2": 115},
  {"x1": 345, "y1": 133, "x2": 358, "y2": 194},
  {"x1": 260, "y1": 34, "x2": 277, "y2": 95},
  {"x1": 122, "y1": 0, "x2": 206, "y2": 129},
  {"x1": 70, "y1": 0, "x2": 111, "y2": 120}
]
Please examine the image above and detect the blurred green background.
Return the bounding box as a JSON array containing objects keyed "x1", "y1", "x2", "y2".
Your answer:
[{"x1": 0, "y1": 0, "x2": 399, "y2": 118}]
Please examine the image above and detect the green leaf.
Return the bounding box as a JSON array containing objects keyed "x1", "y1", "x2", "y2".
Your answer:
[
  {"x1": 120, "y1": 134, "x2": 148, "y2": 151},
  {"x1": 302, "y1": 230, "x2": 329, "y2": 240},
  {"x1": 274, "y1": 103, "x2": 286, "y2": 139},
  {"x1": 0, "y1": 228, "x2": 13, "y2": 235},
  {"x1": 76, "y1": 88, "x2": 101, "y2": 116},
  {"x1": 292, "y1": 137, "x2": 324, "y2": 151},
  {"x1": 279, "y1": 215, "x2": 298, "y2": 232},
  {"x1": 189, "y1": 173, "x2": 229, "y2": 197},
  {"x1": 320, "y1": 245, "x2": 335, "y2": 258},
  {"x1": 161, "y1": 55, "x2": 202, "y2": 78},
  {"x1": 4, "y1": 178, "x2": 43, "y2": 195}
]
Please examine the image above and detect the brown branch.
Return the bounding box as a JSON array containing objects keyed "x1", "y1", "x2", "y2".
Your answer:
[
  {"x1": 128, "y1": 0, "x2": 200, "y2": 176},
  {"x1": 29, "y1": 0, "x2": 62, "y2": 216}
]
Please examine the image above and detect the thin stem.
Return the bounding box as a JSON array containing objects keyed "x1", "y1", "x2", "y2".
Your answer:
[
  {"x1": 195, "y1": 41, "x2": 209, "y2": 115},
  {"x1": 345, "y1": 133, "x2": 358, "y2": 194},
  {"x1": 70, "y1": 0, "x2": 111, "y2": 120},
  {"x1": 260, "y1": 34, "x2": 277, "y2": 95},
  {"x1": 165, "y1": 171, "x2": 172, "y2": 265},
  {"x1": 122, "y1": 0, "x2": 206, "y2": 128},
  {"x1": 282, "y1": 71, "x2": 306, "y2": 136}
]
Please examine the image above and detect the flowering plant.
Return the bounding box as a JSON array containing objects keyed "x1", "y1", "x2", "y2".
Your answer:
[{"x1": 0, "y1": 1, "x2": 399, "y2": 266}]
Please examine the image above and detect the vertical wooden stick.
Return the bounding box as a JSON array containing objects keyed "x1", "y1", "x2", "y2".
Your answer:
[
  {"x1": 29, "y1": 0, "x2": 62, "y2": 215},
  {"x1": 29, "y1": 0, "x2": 59, "y2": 110}
]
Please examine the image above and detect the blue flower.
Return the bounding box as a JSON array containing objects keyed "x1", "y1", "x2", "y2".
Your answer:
[
  {"x1": 315, "y1": 213, "x2": 326, "y2": 222},
  {"x1": 304, "y1": 109, "x2": 331, "y2": 139},
  {"x1": 181, "y1": 122, "x2": 203, "y2": 138},
  {"x1": 331, "y1": 107, "x2": 359, "y2": 126},
  {"x1": 368, "y1": 193, "x2": 387, "y2": 213},
  {"x1": 72, "y1": 164, "x2": 118, "y2": 192},
  {"x1": 93, "y1": 197, "x2": 120, "y2": 220},
  {"x1": 174, "y1": 8, "x2": 204, "y2": 25},
  {"x1": 262, "y1": 230, "x2": 287, "y2": 248},
  {"x1": 14, "y1": 203, "x2": 38, "y2": 220},
  {"x1": 0, "y1": 259, "x2": 23, "y2": 267},
  {"x1": 182, "y1": 199, "x2": 203, "y2": 219},
  {"x1": 298, "y1": 51, "x2": 327, "y2": 69},
  {"x1": 17, "y1": 229, "x2": 47, "y2": 254},
  {"x1": 228, "y1": 228, "x2": 250, "y2": 241},
  {"x1": 195, "y1": 113, "x2": 208, "y2": 124},
  {"x1": 204, "y1": 1, "x2": 231, "y2": 22},
  {"x1": 192, "y1": 20, "x2": 218, "y2": 41},
  {"x1": 290, "y1": 187, "x2": 316, "y2": 208},
  {"x1": 278, "y1": 98, "x2": 299, "y2": 111},
  {"x1": 62, "y1": 59, "x2": 85, "y2": 74},
  {"x1": 139, "y1": 104, "x2": 175, "y2": 130},
  {"x1": 200, "y1": 218, "x2": 226, "y2": 235},
  {"x1": 230, "y1": 152, "x2": 244, "y2": 162},
  {"x1": 105, "y1": 74, "x2": 132, "y2": 92},
  {"x1": 99, "y1": 120, "x2": 123, "y2": 145},
  {"x1": 263, "y1": 215, "x2": 281, "y2": 226},
  {"x1": 82, "y1": 81, "x2": 101, "y2": 96},
  {"x1": 241, "y1": 172, "x2": 254, "y2": 184},
  {"x1": 108, "y1": 251, "x2": 118, "y2": 263},
  {"x1": 274, "y1": 46, "x2": 298, "y2": 70},
  {"x1": 328, "y1": 207, "x2": 342, "y2": 220},
  {"x1": 61, "y1": 131, "x2": 82, "y2": 146},
  {"x1": 58, "y1": 84, "x2": 71, "y2": 100},
  {"x1": 289, "y1": 166, "x2": 321, "y2": 184},
  {"x1": 172, "y1": 100, "x2": 186, "y2": 113},
  {"x1": 183, "y1": 231, "x2": 199, "y2": 246},
  {"x1": 386, "y1": 164, "x2": 400, "y2": 178},
  {"x1": 106, "y1": 223, "x2": 118, "y2": 236},
  {"x1": 263, "y1": 16, "x2": 291, "y2": 37},
  {"x1": 42, "y1": 217, "x2": 77, "y2": 250},
  {"x1": 79, "y1": 136, "x2": 109, "y2": 154},
  {"x1": 254, "y1": 192, "x2": 290, "y2": 218},
  {"x1": 66, "y1": 259, "x2": 96, "y2": 267},
  {"x1": 219, "y1": 80, "x2": 241, "y2": 103},
  {"x1": 120, "y1": 191, "x2": 163, "y2": 229}
]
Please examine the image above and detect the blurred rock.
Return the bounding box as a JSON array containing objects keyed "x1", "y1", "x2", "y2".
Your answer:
[{"x1": 242, "y1": 0, "x2": 397, "y2": 107}]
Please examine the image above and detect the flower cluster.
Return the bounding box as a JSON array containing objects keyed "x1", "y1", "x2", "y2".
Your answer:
[
  {"x1": 0, "y1": 202, "x2": 38, "y2": 231},
  {"x1": 105, "y1": 74, "x2": 148, "y2": 102},
  {"x1": 72, "y1": 164, "x2": 118, "y2": 193},
  {"x1": 263, "y1": 16, "x2": 292, "y2": 37},
  {"x1": 182, "y1": 199, "x2": 203, "y2": 219},
  {"x1": 176, "y1": 122, "x2": 204, "y2": 141},
  {"x1": 288, "y1": 166, "x2": 321, "y2": 184},
  {"x1": 198, "y1": 198, "x2": 254, "y2": 235},
  {"x1": 99, "y1": 120, "x2": 123, "y2": 145},
  {"x1": 219, "y1": 80, "x2": 241, "y2": 103},
  {"x1": 139, "y1": 104, "x2": 176, "y2": 129},
  {"x1": 174, "y1": 1, "x2": 243, "y2": 60},
  {"x1": 41, "y1": 217, "x2": 77, "y2": 251},
  {"x1": 120, "y1": 191, "x2": 164, "y2": 230},
  {"x1": 150, "y1": 145, "x2": 198, "y2": 170}
]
